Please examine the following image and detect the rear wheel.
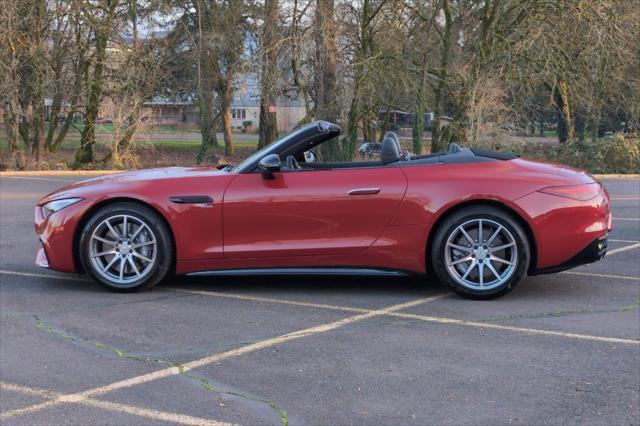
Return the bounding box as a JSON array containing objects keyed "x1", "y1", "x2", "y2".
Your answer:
[
  {"x1": 431, "y1": 206, "x2": 530, "y2": 299},
  {"x1": 79, "y1": 202, "x2": 173, "y2": 292}
]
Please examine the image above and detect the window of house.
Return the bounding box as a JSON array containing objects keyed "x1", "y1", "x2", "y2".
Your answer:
[{"x1": 231, "y1": 108, "x2": 246, "y2": 119}]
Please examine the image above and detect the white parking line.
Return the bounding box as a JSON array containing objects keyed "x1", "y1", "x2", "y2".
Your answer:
[
  {"x1": 0, "y1": 270, "x2": 90, "y2": 282},
  {"x1": 0, "y1": 294, "x2": 446, "y2": 420},
  {"x1": 609, "y1": 239, "x2": 640, "y2": 243},
  {"x1": 614, "y1": 217, "x2": 640, "y2": 221},
  {"x1": 170, "y1": 288, "x2": 370, "y2": 313},
  {"x1": 386, "y1": 312, "x2": 639, "y2": 345},
  {"x1": 0, "y1": 382, "x2": 232, "y2": 425},
  {"x1": 174, "y1": 288, "x2": 640, "y2": 345},
  {"x1": 0, "y1": 176, "x2": 77, "y2": 182},
  {"x1": 607, "y1": 242, "x2": 640, "y2": 255},
  {"x1": 562, "y1": 271, "x2": 639, "y2": 281}
]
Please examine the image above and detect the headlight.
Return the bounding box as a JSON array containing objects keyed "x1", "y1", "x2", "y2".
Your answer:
[{"x1": 41, "y1": 198, "x2": 82, "y2": 218}]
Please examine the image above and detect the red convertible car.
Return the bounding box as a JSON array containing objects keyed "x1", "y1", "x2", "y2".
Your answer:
[{"x1": 35, "y1": 121, "x2": 611, "y2": 299}]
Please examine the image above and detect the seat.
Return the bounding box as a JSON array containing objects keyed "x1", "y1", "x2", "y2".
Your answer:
[{"x1": 381, "y1": 135, "x2": 401, "y2": 165}]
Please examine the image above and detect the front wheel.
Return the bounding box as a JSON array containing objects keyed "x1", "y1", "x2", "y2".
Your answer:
[
  {"x1": 431, "y1": 206, "x2": 530, "y2": 299},
  {"x1": 79, "y1": 202, "x2": 174, "y2": 292}
]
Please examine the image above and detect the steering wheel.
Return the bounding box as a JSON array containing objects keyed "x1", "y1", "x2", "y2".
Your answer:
[{"x1": 286, "y1": 155, "x2": 301, "y2": 170}]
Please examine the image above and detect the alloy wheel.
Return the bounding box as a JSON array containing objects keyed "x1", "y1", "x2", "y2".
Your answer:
[
  {"x1": 89, "y1": 214, "x2": 158, "y2": 287},
  {"x1": 444, "y1": 218, "x2": 518, "y2": 290}
]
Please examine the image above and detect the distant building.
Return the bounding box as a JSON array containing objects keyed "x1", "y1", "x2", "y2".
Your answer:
[{"x1": 142, "y1": 96, "x2": 305, "y2": 132}]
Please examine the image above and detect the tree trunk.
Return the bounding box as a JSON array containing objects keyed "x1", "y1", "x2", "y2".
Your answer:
[
  {"x1": 45, "y1": 32, "x2": 66, "y2": 152},
  {"x1": 413, "y1": 93, "x2": 425, "y2": 154},
  {"x1": 108, "y1": 103, "x2": 142, "y2": 167},
  {"x1": 315, "y1": 0, "x2": 340, "y2": 161},
  {"x1": 554, "y1": 80, "x2": 574, "y2": 144},
  {"x1": 346, "y1": 98, "x2": 359, "y2": 160},
  {"x1": 75, "y1": 30, "x2": 107, "y2": 165},
  {"x1": 196, "y1": 74, "x2": 218, "y2": 163},
  {"x1": 431, "y1": 0, "x2": 452, "y2": 154},
  {"x1": 220, "y1": 81, "x2": 234, "y2": 157},
  {"x1": 258, "y1": 0, "x2": 280, "y2": 149},
  {"x1": 195, "y1": 0, "x2": 220, "y2": 163},
  {"x1": 49, "y1": 60, "x2": 85, "y2": 153},
  {"x1": 32, "y1": 99, "x2": 46, "y2": 164}
]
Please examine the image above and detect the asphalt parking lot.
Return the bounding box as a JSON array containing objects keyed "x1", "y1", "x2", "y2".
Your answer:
[{"x1": 1, "y1": 174, "x2": 638, "y2": 425}]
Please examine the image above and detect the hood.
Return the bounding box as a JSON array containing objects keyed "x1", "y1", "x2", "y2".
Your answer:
[{"x1": 38, "y1": 166, "x2": 229, "y2": 205}]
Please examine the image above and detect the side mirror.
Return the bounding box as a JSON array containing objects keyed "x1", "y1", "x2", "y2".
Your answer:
[{"x1": 258, "y1": 154, "x2": 281, "y2": 179}]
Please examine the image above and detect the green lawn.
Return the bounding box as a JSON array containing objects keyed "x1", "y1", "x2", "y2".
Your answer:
[{"x1": 0, "y1": 135, "x2": 258, "y2": 151}]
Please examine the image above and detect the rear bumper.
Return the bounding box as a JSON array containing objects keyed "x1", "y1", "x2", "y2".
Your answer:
[
  {"x1": 514, "y1": 185, "x2": 611, "y2": 271},
  {"x1": 531, "y1": 234, "x2": 608, "y2": 275}
]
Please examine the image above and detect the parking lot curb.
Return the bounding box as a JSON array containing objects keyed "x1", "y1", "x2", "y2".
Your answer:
[
  {"x1": 594, "y1": 174, "x2": 640, "y2": 179},
  {"x1": 0, "y1": 171, "x2": 121, "y2": 177}
]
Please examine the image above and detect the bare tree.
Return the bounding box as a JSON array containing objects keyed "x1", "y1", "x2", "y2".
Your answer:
[
  {"x1": 314, "y1": 0, "x2": 340, "y2": 160},
  {"x1": 258, "y1": 0, "x2": 280, "y2": 148}
]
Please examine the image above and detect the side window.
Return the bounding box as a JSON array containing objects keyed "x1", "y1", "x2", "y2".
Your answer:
[{"x1": 231, "y1": 108, "x2": 246, "y2": 120}]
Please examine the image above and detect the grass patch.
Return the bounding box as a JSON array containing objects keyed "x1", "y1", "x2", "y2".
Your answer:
[{"x1": 0, "y1": 135, "x2": 258, "y2": 151}]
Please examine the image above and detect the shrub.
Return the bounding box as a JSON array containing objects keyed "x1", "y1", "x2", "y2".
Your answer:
[{"x1": 468, "y1": 134, "x2": 639, "y2": 174}]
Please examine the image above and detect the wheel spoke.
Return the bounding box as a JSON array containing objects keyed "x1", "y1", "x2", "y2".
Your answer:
[
  {"x1": 478, "y1": 220, "x2": 483, "y2": 243},
  {"x1": 491, "y1": 256, "x2": 515, "y2": 266},
  {"x1": 460, "y1": 227, "x2": 475, "y2": 245},
  {"x1": 132, "y1": 241, "x2": 154, "y2": 249},
  {"x1": 449, "y1": 255, "x2": 473, "y2": 266},
  {"x1": 478, "y1": 263, "x2": 485, "y2": 286},
  {"x1": 94, "y1": 236, "x2": 117, "y2": 246},
  {"x1": 127, "y1": 257, "x2": 141, "y2": 277},
  {"x1": 486, "y1": 225, "x2": 503, "y2": 247},
  {"x1": 447, "y1": 242, "x2": 474, "y2": 253},
  {"x1": 102, "y1": 255, "x2": 119, "y2": 273},
  {"x1": 123, "y1": 216, "x2": 128, "y2": 238},
  {"x1": 92, "y1": 249, "x2": 116, "y2": 258},
  {"x1": 489, "y1": 242, "x2": 515, "y2": 253},
  {"x1": 119, "y1": 257, "x2": 125, "y2": 280},
  {"x1": 486, "y1": 261, "x2": 501, "y2": 281},
  {"x1": 132, "y1": 251, "x2": 152, "y2": 263},
  {"x1": 106, "y1": 220, "x2": 121, "y2": 239},
  {"x1": 460, "y1": 259, "x2": 478, "y2": 280},
  {"x1": 130, "y1": 224, "x2": 145, "y2": 241}
]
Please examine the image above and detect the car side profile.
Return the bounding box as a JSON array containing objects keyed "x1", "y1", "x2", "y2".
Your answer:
[{"x1": 35, "y1": 121, "x2": 611, "y2": 299}]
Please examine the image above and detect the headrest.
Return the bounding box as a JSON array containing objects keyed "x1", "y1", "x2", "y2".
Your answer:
[
  {"x1": 448, "y1": 142, "x2": 461, "y2": 153},
  {"x1": 381, "y1": 135, "x2": 401, "y2": 165}
]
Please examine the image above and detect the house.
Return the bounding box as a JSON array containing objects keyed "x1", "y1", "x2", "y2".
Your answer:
[{"x1": 143, "y1": 95, "x2": 306, "y2": 132}]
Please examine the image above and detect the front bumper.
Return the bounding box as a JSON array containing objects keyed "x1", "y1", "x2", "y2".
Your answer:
[
  {"x1": 34, "y1": 200, "x2": 92, "y2": 273},
  {"x1": 533, "y1": 234, "x2": 608, "y2": 274},
  {"x1": 36, "y1": 246, "x2": 50, "y2": 268}
]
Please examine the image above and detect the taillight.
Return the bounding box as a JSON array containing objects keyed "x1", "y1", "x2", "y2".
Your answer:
[{"x1": 537, "y1": 183, "x2": 601, "y2": 201}]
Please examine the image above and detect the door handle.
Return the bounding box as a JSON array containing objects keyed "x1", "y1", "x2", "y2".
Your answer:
[{"x1": 348, "y1": 187, "x2": 381, "y2": 196}]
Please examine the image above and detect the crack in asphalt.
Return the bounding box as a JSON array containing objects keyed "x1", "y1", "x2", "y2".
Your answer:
[
  {"x1": 479, "y1": 299, "x2": 640, "y2": 323},
  {"x1": 0, "y1": 292, "x2": 195, "y2": 319},
  {"x1": 33, "y1": 316, "x2": 289, "y2": 425}
]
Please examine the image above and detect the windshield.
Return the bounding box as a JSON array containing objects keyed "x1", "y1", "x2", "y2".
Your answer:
[{"x1": 235, "y1": 125, "x2": 316, "y2": 172}]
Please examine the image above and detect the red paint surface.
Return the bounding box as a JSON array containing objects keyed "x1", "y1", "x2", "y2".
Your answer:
[{"x1": 35, "y1": 159, "x2": 611, "y2": 275}]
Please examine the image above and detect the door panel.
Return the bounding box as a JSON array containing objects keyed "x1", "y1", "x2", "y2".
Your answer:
[{"x1": 223, "y1": 168, "x2": 407, "y2": 258}]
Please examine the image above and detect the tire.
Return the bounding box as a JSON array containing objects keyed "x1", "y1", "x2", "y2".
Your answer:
[
  {"x1": 431, "y1": 205, "x2": 530, "y2": 299},
  {"x1": 79, "y1": 202, "x2": 174, "y2": 292}
]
